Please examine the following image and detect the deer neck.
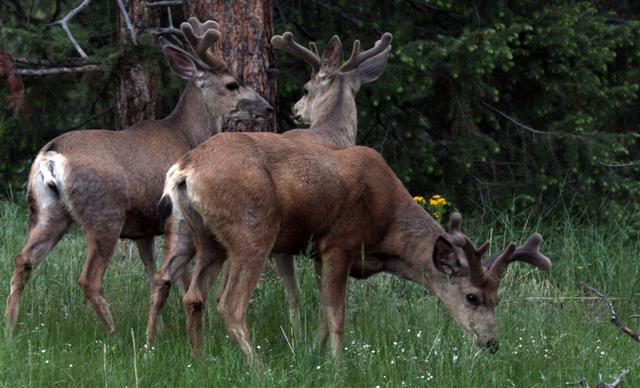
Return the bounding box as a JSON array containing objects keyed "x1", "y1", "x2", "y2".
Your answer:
[
  {"x1": 378, "y1": 203, "x2": 446, "y2": 290},
  {"x1": 309, "y1": 79, "x2": 358, "y2": 148},
  {"x1": 161, "y1": 81, "x2": 223, "y2": 149}
]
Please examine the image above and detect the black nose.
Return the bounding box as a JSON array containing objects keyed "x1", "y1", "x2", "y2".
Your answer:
[
  {"x1": 484, "y1": 340, "x2": 499, "y2": 353},
  {"x1": 266, "y1": 106, "x2": 274, "y2": 113}
]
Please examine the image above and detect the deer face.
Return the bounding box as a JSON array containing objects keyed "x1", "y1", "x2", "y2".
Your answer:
[
  {"x1": 273, "y1": 32, "x2": 392, "y2": 126},
  {"x1": 427, "y1": 214, "x2": 552, "y2": 351},
  {"x1": 202, "y1": 72, "x2": 273, "y2": 122},
  {"x1": 162, "y1": 18, "x2": 272, "y2": 124},
  {"x1": 291, "y1": 76, "x2": 339, "y2": 125},
  {"x1": 163, "y1": 47, "x2": 272, "y2": 122},
  {"x1": 430, "y1": 237, "x2": 500, "y2": 351}
]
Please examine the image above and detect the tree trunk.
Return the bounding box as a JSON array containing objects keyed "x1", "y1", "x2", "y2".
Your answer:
[
  {"x1": 115, "y1": 0, "x2": 160, "y2": 129},
  {"x1": 185, "y1": 0, "x2": 277, "y2": 132}
]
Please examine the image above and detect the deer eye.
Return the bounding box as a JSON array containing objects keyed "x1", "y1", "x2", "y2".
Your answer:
[
  {"x1": 302, "y1": 87, "x2": 309, "y2": 96},
  {"x1": 226, "y1": 82, "x2": 239, "y2": 91},
  {"x1": 466, "y1": 293, "x2": 480, "y2": 306}
]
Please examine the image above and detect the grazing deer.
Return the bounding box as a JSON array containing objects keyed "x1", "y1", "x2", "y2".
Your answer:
[
  {"x1": 146, "y1": 31, "x2": 392, "y2": 344},
  {"x1": 5, "y1": 17, "x2": 272, "y2": 334},
  {"x1": 160, "y1": 132, "x2": 551, "y2": 366}
]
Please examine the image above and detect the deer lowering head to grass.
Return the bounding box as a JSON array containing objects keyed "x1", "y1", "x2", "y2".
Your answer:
[
  {"x1": 160, "y1": 132, "x2": 551, "y2": 366},
  {"x1": 5, "y1": 17, "x2": 272, "y2": 334},
  {"x1": 146, "y1": 31, "x2": 392, "y2": 344}
]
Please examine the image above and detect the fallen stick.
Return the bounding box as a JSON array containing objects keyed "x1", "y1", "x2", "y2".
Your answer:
[
  {"x1": 566, "y1": 369, "x2": 629, "y2": 388},
  {"x1": 580, "y1": 282, "x2": 640, "y2": 342}
]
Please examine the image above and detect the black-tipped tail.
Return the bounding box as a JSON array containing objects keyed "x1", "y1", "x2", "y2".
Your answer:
[{"x1": 158, "y1": 195, "x2": 173, "y2": 231}]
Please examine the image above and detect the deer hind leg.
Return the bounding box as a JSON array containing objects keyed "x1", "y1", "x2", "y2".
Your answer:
[
  {"x1": 313, "y1": 259, "x2": 329, "y2": 347},
  {"x1": 147, "y1": 219, "x2": 195, "y2": 345},
  {"x1": 136, "y1": 236, "x2": 156, "y2": 290},
  {"x1": 78, "y1": 224, "x2": 122, "y2": 334},
  {"x1": 183, "y1": 236, "x2": 223, "y2": 356},
  {"x1": 274, "y1": 253, "x2": 301, "y2": 334},
  {"x1": 6, "y1": 205, "x2": 70, "y2": 333},
  {"x1": 319, "y1": 248, "x2": 351, "y2": 358},
  {"x1": 217, "y1": 249, "x2": 269, "y2": 370}
]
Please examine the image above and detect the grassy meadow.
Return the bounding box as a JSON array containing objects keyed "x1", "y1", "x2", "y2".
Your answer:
[{"x1": 1, "y1": 198, "x2": 639, "y2": 387}]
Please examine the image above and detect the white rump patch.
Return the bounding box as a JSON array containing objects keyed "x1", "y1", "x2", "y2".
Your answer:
[{"x1": 29, "y1": 151, "x2": 69, "y2": 209}]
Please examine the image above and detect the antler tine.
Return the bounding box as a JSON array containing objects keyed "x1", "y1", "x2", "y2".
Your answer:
[
  {"x1": 188, "y1": 17, "x2": 219, "y2": 34},
  {"x1": 448, "y1": 212, "x2": 466, "y2": 246},
  {"x1": 308, "y1": 42, "x2": 319, "y2": 57},
  {"x1": 488, "y1": 233, "x2": 552, "y2": 279},
  {"x1": 271, "y1": 32, "x2": 321, "y2": 74},
  {"x1": 448, "y1": 212, "x2": 490, "y2": 286},
  {"x1": 180, "y1": 17, "x2": 221, "y2": 65},
  {"x1": 338, "y1": 32, "x2": 393, "y2": 73}
]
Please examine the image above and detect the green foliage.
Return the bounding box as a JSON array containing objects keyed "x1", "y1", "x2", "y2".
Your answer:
[
  {"x1": 0, "y1": 1, "x2": 176, "y2": 193},
  {"x1": 1, "y1": 1, "x2": 640, "y2": 214},
  {"x1": 274, "y1": 1, "x2": 640, "y2": 213}
]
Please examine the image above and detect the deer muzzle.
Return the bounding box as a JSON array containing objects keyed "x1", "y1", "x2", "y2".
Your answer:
[{"x1": 236, "y1": 96, "x2": 273, "y2": 119}]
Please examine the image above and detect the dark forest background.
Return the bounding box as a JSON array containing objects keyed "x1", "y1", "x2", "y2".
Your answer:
[{"x1": 1, "y1": 1, "x2": 640, "y2": 216}]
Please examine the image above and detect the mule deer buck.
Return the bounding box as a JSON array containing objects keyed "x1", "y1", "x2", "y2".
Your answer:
[
  {"x1": 146, "y1": 30, "x2": 392, "y2": 344},
  {"x1": 5, "y1": 17, "x2": 272, "y2": 334},
  {"x1": 160, "y1": 132, "x2": 551, "y2": 365}
]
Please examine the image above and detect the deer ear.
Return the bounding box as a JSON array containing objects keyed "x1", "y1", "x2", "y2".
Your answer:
[
  {"x1": 163, "y1": 44, "x2": 199, "y2": 80},
  {"x1": 321, "y1": 35, "x2": 342, "y2": 73},
  {"x1": 432, "y1": 236, "x2": 463, "y2": 276},
  {"x1": 356, "y1": 45, "x2": 391, "y2": 83}
]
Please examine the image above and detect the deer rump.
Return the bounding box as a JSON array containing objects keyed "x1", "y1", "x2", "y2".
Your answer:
[{"x1": 168, "y1": 131, "x2": 399, "y2": 259}]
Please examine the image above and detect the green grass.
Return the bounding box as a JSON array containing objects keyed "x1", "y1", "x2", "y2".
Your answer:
[{"x1": 1, "y1": 199, "x2": 640, "y2": 387}]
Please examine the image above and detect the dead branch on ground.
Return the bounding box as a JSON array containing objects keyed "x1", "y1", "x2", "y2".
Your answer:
[
  {"x1": 581, "y1": 282, "x2": 640, "y2": 342},
  {"x1": 566, "y1": 369, "x2": 629, "y2": 388}
]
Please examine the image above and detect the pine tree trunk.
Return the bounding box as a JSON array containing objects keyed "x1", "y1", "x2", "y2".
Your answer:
[
  {"x1": 185, "y1": 0, "x2": 277, "y2": 132},
  {"x1": 115, "y1": 0, "x2": 160, "y2": 129}
]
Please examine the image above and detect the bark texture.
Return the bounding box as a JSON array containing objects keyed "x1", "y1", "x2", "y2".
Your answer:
[
  {"x1": 116, "y1": 0, "x2": 160, "y2": 129},
  {"x1": 185, "y1": 0, "x2": 277, "y2": 132}
]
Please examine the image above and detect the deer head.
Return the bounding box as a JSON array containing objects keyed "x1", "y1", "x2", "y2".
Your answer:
[
  {"x1": 429, "y1": 213, "x2": 551, "y2": 351},
  {"x1": 271, "y1": 31, "x2": 392, "y2": 126},
  {"x1": 162, "y1": 17, "x2": 272, "y2": 124}
]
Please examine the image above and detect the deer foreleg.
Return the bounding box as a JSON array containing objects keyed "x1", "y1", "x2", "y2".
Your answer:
[{"x1": 319, "y1": 248, "x2": 351, "y2": 358}]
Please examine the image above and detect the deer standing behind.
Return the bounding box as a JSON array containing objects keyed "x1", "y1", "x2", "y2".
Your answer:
[
  {"x1": 146, "y1": 31, "x2": 392, "y2": 344},
  {"x1": 161, "y1": 131, "x2": 551, "y2": 366},
  {"x1": 5, "y1": 17, "x2": 272, "y2": 334}
]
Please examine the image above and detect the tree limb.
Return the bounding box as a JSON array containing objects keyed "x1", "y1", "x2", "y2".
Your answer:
[
  {"x1": 581, "y1": 282, "x2": 640, "y2": 342},
  {"x1": 142, "y1": 27, "x2": 181, "y2": 36},
  {"x1": 60, "y1": 106, "x2": 114, "y2": 132},
  {"x1": 49, "y1": 0, "x2": 93, "y2": 58},
  {"x1": 116, "y1": 0, "x2": 138, "y2": 44},
  {"x1": 12, "y1": 57, "x2": 101, "y2": 67},
  {"x1": 145, "y1": 0, "x2": 184, "y2": 6},
  {"x1": 14, "y1": 65, "x2": 105, "y2": 76},
  {"x1": 481, "y1": 100, "x2": 556, "y2": 136},
  {"x1": 598, "y1": 160, "x2": 640, "y2": 168}
]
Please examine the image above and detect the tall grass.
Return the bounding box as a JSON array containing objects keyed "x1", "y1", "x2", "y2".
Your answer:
[{"x1": 1, "y1": 199, "x2": 639, "y2": 387}]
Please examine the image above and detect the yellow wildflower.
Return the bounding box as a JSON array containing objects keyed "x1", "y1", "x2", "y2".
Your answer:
[
  {"x1": 413, "y1": 196, "x2": 426, "y2": 205},
  {"x1": 429, "y1": 195, "x2": 447, "y2": 206}
]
